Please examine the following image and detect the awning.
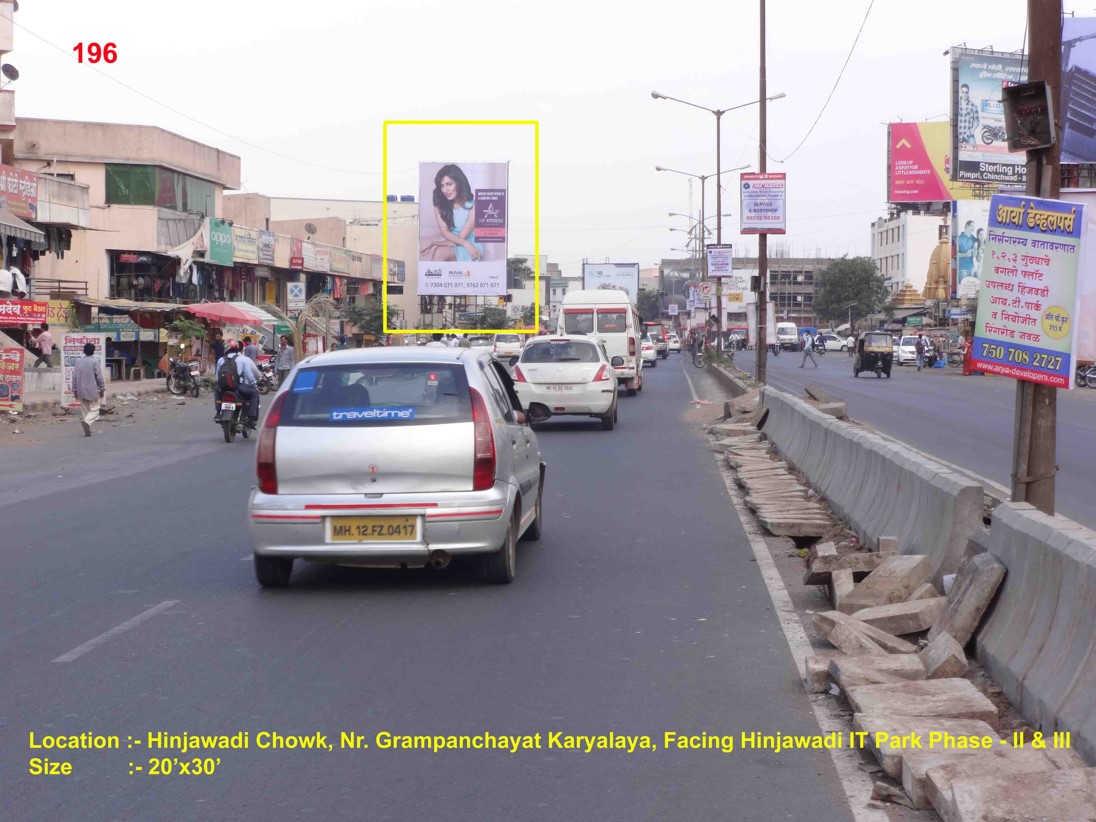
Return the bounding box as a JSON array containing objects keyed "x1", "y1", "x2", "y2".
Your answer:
[
  {"x1": 0, "y1": 208, "x2": 47, "y2": 245},
  {"x1": 74, "y1": 297, "x2": 182, "y2": 315},
  {"x1": 229, "y1": 301, "x2": 280, "y2": 326}
]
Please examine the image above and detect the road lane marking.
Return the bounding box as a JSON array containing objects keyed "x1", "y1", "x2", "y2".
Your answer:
[
  {"x1": 52, "y1": 601, "x2": 180, "y2": 663},
  {"x1": 680, "y1": 361, "x2": 701, "y2": 403},
  {"x1": 714, "y1": 455, "x2": 886, "y2": 822}
]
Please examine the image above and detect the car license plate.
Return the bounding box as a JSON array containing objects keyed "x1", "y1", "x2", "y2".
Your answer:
[
  {"x1": 544, "y1": 384, "x2": 574, "y2": 392},
  {"x1": 329, "y1": 516, "x2": 418, "y2": 542},
  {"x1": 221, "y1": 402, "x2": 237, "y2": 411}
]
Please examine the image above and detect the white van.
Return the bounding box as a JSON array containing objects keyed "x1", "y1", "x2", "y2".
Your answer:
[
  {"x1": 775, "y1": 322, "x2": 799, "y2": 351},
  {"x1": 557, "y1": 289, "x2": 644, "y2": 395}
]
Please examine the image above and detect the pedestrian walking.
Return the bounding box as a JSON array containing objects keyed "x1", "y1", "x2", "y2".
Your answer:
[
  {"x1": 32, "y1": 323, "x2": 53, "y2": 367},
  {"x1": 274, "y1": 335, "x2": 295, "y2": 387},
  {"x1": 73, "y1": 341, "x2": 105, "y2": 437},
  {"x1": 800, "y1": 330, "x2": 819, "y2": 368},
  {"x1": 915, "y1": 333, "x2": 926, "y2": 371},
  {"x1": 242, "y1": 336, "x2": 260, "y2": 362},
  {"x1": 846, "y1": 333, "x2": 855, "y2": 357}
]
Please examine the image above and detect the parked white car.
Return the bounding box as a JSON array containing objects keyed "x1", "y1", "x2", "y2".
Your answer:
[
  {"x1": 817, "y1": 333, "x2": 845, "y2": 352},
  {"x1": 667, "y1": 333, "x2": 681, "y2": 353},
  {"x1": 640, "y1": 336, "x2": 657, "y2": 367},
  {"x1": 511, "y1": 335, "x2": 620, "y2": 430}
]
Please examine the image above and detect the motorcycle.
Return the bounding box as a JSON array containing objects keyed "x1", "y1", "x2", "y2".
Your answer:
[
  {"x1": 166, "y1": 351, "x2": 201, "y2": 398},
  {"x1": 256, "y1": 360, "x2": 278, "y2": 395},
  {"x1": 218, "y1": 389, "x2": 254, "y2": 443},
  {"x1": 981, "y1": 124, "x2": 1007, "y2": 145}
]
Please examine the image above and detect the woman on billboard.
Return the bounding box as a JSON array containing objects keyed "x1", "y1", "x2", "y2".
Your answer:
[{"x1": 430, "y1": 164, "x2": 484, "y2": 262}]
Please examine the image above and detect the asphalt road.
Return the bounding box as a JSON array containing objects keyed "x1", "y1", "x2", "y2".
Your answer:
[
  {"x1": 1, "y1": 362, "x2": 852, "y2": 821},
  {"x1": 733, "y1": 346, "x2": 1096, "y2": 526}
]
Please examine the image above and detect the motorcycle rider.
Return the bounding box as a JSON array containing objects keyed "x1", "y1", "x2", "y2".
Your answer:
[{"x1": 213, "y1": 340, "x2": 260, "y2": 427}]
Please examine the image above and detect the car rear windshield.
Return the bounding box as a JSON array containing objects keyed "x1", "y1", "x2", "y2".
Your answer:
[
  {"x1": 523, "y1": 340, "x2": 600, "y2": 363},
  {"x1": 901, "y1": 337, "x2": 917, "y2": 345},
  {"x1": 496, "y1": 335, "x2": 520, "y2": 343},
  {"x1": 281, "y1": 364, "x2": 471, "y2": 426},
  {"x1": 596, "y1": 310, "x2": 628, "y2": 333}
]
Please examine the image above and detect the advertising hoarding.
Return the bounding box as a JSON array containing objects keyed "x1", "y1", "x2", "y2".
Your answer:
[
  {"x1": 0, "y1": 165, "x2": 38, "y2": 220},
  {"x1": 953, "y1": 200, "x2": 994, "y2": 298},
  {"x1": 0, "y1": 347, "x2": 24, "y2": 411},
  {"x1": 970, "y1": 194, "x2": 1085, "y2": 388},
  {"x1": 1061, "y1": 190, "x2": 1096, "y2": 364},
  {"x1": 207, "y1": 219, "x2": 234, "y2": 266},
  {"x1": 61, "y1": 333, "x2": 107, "y2": 407},
  {"x1": 951, "y1": 49, "x2": 1028, "y2": 185},
  {"x1": 887, "y1": 123, "x2": 977, "y2": 202},
  {"x1": 0, "y1": 300, "x2": 48, "y2": 325},
  {"x1": 740, "y1": 173, "x2": 786, "y2": 234},
  {"x1": 231, "y1": 226, "x2": 260, "y2": 264},
  {"x1": 582, "y1": 263, "x2": 640, "y2": 302},
  {"x1": 707, "y1": 243, "x2": 746, "y2": 310},
  {"x1": 417, "y1": 161, "x2": 508, "y2": 296},
  {"x1": 1062, "y1": 18, "x2": 1096, "y2": 163}
]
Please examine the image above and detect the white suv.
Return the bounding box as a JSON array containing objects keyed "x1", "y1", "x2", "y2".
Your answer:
[{"x1": 493, "y1": 334, "x2": 524, "y2": 360}]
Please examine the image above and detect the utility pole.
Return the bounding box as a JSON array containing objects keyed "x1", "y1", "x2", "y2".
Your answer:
[
  {"x1": 755, "y1": 0, "x2": 769, "y2": 383},
  {"x1": 1011, "y1": 0, "x2": 1061, "y2": 514}
]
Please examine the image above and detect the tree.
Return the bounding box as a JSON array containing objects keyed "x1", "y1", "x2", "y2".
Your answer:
[
  {"x1": 812, "y1": 257, "x2": 888, "y2": 326},
  {"x1": 345, "y1": 299, "x2": 397, "y2": 340},
  {"x1": 478, "y1": 306, "x2": 510, "y2": 329},
  {"x1": 507, "y1": 257, "x2": 534, "y2": 289},
  {"x1": 636, "y1": 288, "x2": 663, "y2": 323},
  {"x1": 521, "y1": 304, "x2": 536, "y2": 326}
]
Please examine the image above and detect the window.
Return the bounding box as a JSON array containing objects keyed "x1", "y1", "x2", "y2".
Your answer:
[
  {"x1": 105, "y1": 164, "x2": 216, "y2": 215},
  {"x1": 522, "y1": 340, "x2": 600, "y2": 363},
  {"x1": 481, "y1": 362, "x2": 516, "y2": 422},
  {"x1": 563, "y1": 310, "x2": 594, "y2": 335},
  {"x1": 596, "y1": 310, "x2": 627, "y2": 333}
]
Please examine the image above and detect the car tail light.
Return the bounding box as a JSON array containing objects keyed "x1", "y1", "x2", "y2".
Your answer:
[
  {"x1": 513, "y1": 365, "x2": 527, "y2": 383},
  {"x1": 256, "y1": 392, "x2": 287, "y2": 494},
  {"x1": 628, "y1": 336, "x2": 636, "y2": 356},
  {"x1": 469, "y1": 387, "x2": 496, "y2": 491},
  {"x1": 592, "y1": 365, "x2": 610, "y2": 382}
]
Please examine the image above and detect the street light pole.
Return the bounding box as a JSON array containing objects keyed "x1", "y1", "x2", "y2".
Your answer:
[{"x1": 756, "y1": 0, "x2": 770, "y2": 384}]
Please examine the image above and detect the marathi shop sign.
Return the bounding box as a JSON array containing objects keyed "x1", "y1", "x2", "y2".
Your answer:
[
  {"x1": 0, "y1": 164, "x2": 39, "y2": 220},
  {"x1": 232, "y1": 226, "x2": 260, "y2": 264},
  {"x1": 971, "y1": 194, "x2": 1086, "y2": 388}
]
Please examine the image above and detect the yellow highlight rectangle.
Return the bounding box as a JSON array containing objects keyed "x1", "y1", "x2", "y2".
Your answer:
[{"x1": 382, "y1": 120, "x2": 540, "y2": 335}]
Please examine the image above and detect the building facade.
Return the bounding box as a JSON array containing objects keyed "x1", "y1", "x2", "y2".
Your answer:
[{"x1": 870, "y1": 212, "x2": 943, "y2": 296}]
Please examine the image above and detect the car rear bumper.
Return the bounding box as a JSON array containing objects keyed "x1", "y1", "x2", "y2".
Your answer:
[
  {"x1": 248, "y1": 484, "x2": 514, "y2": 565},
  {"x1": 516, "y1": 383, "x2": 615, "y2": 415}
]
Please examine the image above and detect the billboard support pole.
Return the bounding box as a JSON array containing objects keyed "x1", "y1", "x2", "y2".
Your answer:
[
  {"x1": 755, "y1": 0, "x2": 769, "y2": 385},
  {"x1": 1010, "y1": 0, "x2": 1061, "y2": 515}
]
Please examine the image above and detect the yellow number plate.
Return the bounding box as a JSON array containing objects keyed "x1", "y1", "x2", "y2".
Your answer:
[{"x1": 328, "y1": 516, "x2": 418, "y2": 543}]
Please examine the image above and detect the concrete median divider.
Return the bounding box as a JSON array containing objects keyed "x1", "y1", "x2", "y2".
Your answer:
[
  {"x1": 975, "y1": 502, "x2": 1096, "y2": 763},
  {"x1": 758, "y1": 387, "x2": 983, "y2": 582}
]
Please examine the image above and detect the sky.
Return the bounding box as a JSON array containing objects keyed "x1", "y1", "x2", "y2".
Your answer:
[{"x1": 9, "y1": 0, "x2": 1079, "y2": 277}]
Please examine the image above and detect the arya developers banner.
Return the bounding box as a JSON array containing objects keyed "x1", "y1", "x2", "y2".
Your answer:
[{"x1": 417, "y1": 162, "x2": 508, "y2": 296}]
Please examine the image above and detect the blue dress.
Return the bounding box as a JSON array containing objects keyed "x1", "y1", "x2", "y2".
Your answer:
[{"x1": 452, "y1": 201, "x2": 485, "y2": 262}]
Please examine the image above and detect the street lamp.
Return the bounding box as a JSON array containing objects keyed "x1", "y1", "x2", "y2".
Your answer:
[
  {"x1": 845, "y1": 301, "x2": 857, "y2": 330},
  {"x1": 651, "y1": 90, "x2": 785, "y2": 245}
]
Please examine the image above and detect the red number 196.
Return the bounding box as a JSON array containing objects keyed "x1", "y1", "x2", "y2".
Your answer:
[{"x1": 73, "y1": 43, "x2": 117, "y2": 64}]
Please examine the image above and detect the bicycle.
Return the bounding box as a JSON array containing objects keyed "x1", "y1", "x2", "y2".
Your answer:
[{"x1": 692, "y1": 338, "x2": 709, "y2": 368}]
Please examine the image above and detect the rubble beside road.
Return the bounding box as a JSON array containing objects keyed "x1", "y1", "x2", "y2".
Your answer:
[{"x1": 708, "y1": 389, "x2": 1095, "y2": 821}]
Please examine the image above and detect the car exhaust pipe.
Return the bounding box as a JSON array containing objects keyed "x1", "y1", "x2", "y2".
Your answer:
[{"x1": 428, "y1": 550, "x2": 451, "y2": 570}]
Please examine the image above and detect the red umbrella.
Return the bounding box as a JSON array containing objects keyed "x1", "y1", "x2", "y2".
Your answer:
[{"x1": 183, "y1": 302, "x2": 258, "y2": 324}]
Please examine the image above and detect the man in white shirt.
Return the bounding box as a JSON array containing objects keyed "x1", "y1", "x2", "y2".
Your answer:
[{"x1": 425, "y1": 333, "x2": 447, "y2": 348}]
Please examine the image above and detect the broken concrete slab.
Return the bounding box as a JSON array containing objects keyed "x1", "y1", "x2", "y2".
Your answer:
[
  {"x1": 825, "y1": 622, "x2": 889, "y2": 655},
  {"x1": 852, "y1": 714, "x2": 998, "y2": 779},
  {"x1": 809, "y1": 541, "x2": 837, "y2": 562},
  {"x1": 709, "y1": 422, "x2": 760, "y2": 436},
  {"x1": 816, "y1": 401, "x2": 847, "y2": 419},
  {"x1": 851, "y1": 597, "x2": 948, "y2": 635},
  {"x1": 804, "y1": 655, "x2": 833, "y2": 693},
  {"x1": 729, "y1": 389, "x2": 760, "y2": 414},
  {"x1": 920, "y1": 631, "x2": 968, "y2": 680},
  {"x1": 845, "y1": 679, "x2": 998, "y2": 728},
  {"x1": 804, "y1": 552, "x2": 886, "y2": 585},
  {"x1": 838, "y1": 555, "x2": 934, "y2": 614},
  {"x1": 928, "y1": 553, "x2": 1007, "y2": 647},
  {"x1": 905, "y1": 582, "x2": 939, "y2": 602},
  {"x1": 757, "y1": 516, "x2": 832, "y2": 537},
  {"x1": 831, "y1": 569, "x2": 854, "y2": 609},
  {"x1": 827, "y1": 655, "x2": 925, "y2": 690},
  {"x1": 812, "y1": 611, "x2": 918, "y2": 654},
  {"x1": 924, "y1": 749, "x2": 1087, "y2": 820},
  {"x1": 870, "y1": 781, "x2": 915, "y2": 809},
  {"x1": 933, "y1": 766, "x2": 1096, "y2": 822}
]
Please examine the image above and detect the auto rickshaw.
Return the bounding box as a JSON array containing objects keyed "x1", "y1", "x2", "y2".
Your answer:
[{"x1": 853, "y1": 332, "x2": 893, "y2": 378}]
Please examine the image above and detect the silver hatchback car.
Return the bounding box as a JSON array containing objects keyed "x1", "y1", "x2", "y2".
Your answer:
[{"x1": 248, "y1": 348, "x2": 545, "y2": 587}]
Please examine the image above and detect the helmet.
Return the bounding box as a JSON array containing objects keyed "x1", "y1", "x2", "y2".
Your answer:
[{"x1": 226, "y1": 340, "x2": 240, "y2": 352}]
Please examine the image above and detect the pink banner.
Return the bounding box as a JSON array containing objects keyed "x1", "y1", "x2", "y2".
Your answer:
[{"x1": 0, "y1": 347, "x2": 24, "y2": 411}]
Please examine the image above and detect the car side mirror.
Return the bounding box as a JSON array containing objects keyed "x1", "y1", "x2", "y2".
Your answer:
[
  {"x1": 509, "y1": 356, "x2": 519, "y2": 367},
  {"x1": 514, "y1": 410, "x2": 528, "y2": 426},
  {"x1": 611, "y1": 356, "x2": 624, "y2": 366}
]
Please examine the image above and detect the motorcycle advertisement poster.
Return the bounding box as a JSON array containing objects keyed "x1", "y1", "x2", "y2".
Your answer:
[{"x1": 951, "y1": 49, "x2": 1028, "y2": 185}]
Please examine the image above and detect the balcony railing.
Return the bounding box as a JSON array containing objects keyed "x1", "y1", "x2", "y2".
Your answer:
[{"x1": 30, "y1": 278, "x2": 88, "y2": 300}]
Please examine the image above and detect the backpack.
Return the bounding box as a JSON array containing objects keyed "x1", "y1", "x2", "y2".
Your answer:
[{"x1": 217, "y1": 353, "x2": 239, "y2": 390}]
